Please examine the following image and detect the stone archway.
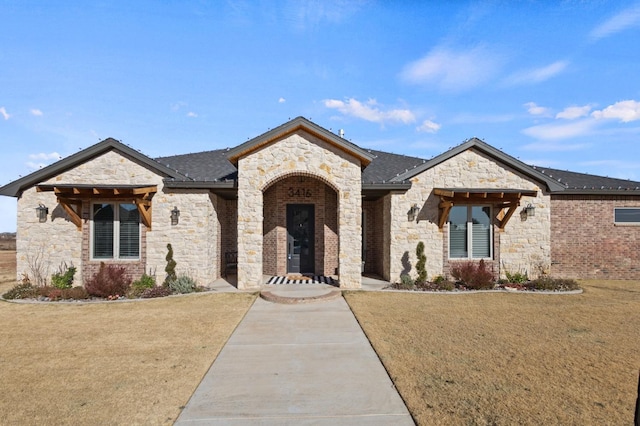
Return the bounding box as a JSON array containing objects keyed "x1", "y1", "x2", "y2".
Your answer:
[
  {"x1": 262, "y1": 174, "x2": 339, "y2": 277},
  {"x1": 235, "y1": 129, "x2": 363, "y2": 290}
]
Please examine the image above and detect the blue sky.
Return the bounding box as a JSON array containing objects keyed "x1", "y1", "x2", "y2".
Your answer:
[{"x1": 1, "y1": 0, "x2": 640, "y2": 232}]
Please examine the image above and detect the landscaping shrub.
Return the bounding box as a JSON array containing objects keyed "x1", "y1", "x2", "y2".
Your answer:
[
  {"x1": 141, "y1": 286, "x2": 173, "y2": 298},
  {"x1": 84, "y1": 263, "x2": 132, "y2": 298},
  {"x1": 394, "y1": 274, "x2": 415, "y2": 290},
  {"x1": 527, "y1": 276, "x2": 579, "y2": 291},
  {"x1": 2, "y1": 282, "x2": 38, "y2": 300},
  {"x1": 51, "y1": 262, "x2": 76, "y2": 289},
  {"x1": 164, "y1": 243, "x2": 177, "y2": 286},
  {"x1": 415, "y1": 242, "x2": 427, "y2": 285},
  {"x1": 450, "y1": 259, "x2": 495, "y2": 290},
  {"x1": 61, "y1": 286, "x2": 89, "y2": 300},
  {"x1": 168, "y1": 274, "x2": 197, "y2": 294},
  {"x1": 129, "y1": 273, "x2": 156, "y2": 298}
]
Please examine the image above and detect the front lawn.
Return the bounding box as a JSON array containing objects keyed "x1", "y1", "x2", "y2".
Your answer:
[
  {"x1": 345, "y1": 281, "x2": 640, "y2": 425},
  {"x1": 0, "y1": 279, "x2": 256, "y2": 424}
]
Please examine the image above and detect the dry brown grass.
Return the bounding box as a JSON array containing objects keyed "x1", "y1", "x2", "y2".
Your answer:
[
  {"x1": 0, "y1": 251, "x2": 257, "y2": 425},
  {"x1": 345, "y1": 283, "x2": 640, "y2": 425}
]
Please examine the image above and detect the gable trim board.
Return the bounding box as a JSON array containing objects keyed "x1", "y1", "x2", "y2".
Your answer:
[{"x1": 2, "y1": 117, "x2": 639, "y2": 288}]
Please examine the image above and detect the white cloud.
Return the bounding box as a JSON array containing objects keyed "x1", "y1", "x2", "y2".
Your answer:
[
  {"x1": 0, "y1": 107, "x2": 10, "y2": 120},
  {"x1": 278, "y1": 97, "x2": 286, "y2": 103},
  {"x1": 30, "y1": 109, "x2": 43, "y2": 116},
  {"x1": 186, "y1": 111, "x2": 198, "y2": 118},
  {"x1": 591, "y1": 100, "x2": 640, "y2": 122},
  {"x1": 524, "y1": 102, "x2": 551, "y2": 116},
  {"x1": 29, "y1": 152, "x2": 61, "y2": 161},
  {"x1": 400, "y1": 45, "x2": 503, "y2": 91},
  {"x1": 556, "y1": 105, "x2": 592, "y2": 120},
  {"x1": 416, "y1": 119, "x2": 441, "y2": 133},
  {"x1": 521, "y1": 119, "x2": 597, "y2": 140},
  {"x1": 171, "y1": 101, "x2": 187, "y2": 111},
  {"x1": 324, "y1": 98, "x2": 415, "y2": 125},
  {"x1": 590, "y1": 4, "x2": 640, "y2": 40},
  {"x1": 521, "y1": 141, "x2": 591, "y2": 152},
  {"x1": 25, "y1": 152, "x2": 62, "y2": 170},
  {"x1": 505, "y1": 60, "x2": 568, "y2": 85}
]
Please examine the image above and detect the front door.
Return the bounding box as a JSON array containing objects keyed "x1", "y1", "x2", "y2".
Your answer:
[{"x1": 287, "y1": 204, "x2": 315, "y2": 274}]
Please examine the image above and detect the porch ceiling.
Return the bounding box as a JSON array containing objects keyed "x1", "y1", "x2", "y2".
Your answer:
[
  {"x1": 434, "y1": 187, "x2": 537, "y2": 230},
  {"x1": 36, "y1": 184, "x2": 157, "y2": 230}
]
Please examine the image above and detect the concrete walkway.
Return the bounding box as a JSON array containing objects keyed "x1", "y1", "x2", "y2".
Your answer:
[{"x1": 175, "y1": 292, "x2": 414, "y2": 425}]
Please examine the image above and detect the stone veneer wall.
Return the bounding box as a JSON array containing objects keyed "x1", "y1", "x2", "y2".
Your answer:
[
  {"x1": 262, "y1": 175, "x2": 338, "y2": 276},
  {"x1": 551, "y1": 195, "x2": 640, "y2": 279},
  {"x1": 386, "y1": 149, "x2": 551, "y2": 283},
  {"x1": 236, "y1": 130, "x2": 362, "y2": 289},
  {"x1": 16, "y1": 150, "x2": 220, "y2": 286}
]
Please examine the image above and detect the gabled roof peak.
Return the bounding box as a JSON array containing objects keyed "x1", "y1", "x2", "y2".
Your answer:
[
  {"x1": 0, "y1": 138, "x2": 188, "y2": 197},
  {"x1": 226, "y1": 116, "x2": 374, "y2": 167}
]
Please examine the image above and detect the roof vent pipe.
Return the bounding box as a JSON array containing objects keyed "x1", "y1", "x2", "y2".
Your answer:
[{"x1": 339, "y1": 129, "x2": 345, "y2": 138}]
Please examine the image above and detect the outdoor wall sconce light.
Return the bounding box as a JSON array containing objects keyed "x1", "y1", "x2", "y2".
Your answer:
[
  {"x1": 408, "y1": 203, "x2": 420, "y2": 222},
  {"x1": 36, "y1": 204, "x2": 48, "y2": 223},
  {"x1": 170, "y1": 206, "x2": 180, "y2": 225},
  {"x1": 524, "y1": 203, "x2": 536, "y2": 217}
]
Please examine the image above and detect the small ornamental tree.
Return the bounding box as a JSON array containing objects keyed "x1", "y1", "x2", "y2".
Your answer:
[
  {"x1": 416, "y1": 241, "x2": 427, "y2": 285},
  {"x1": 164, "y1": 243, "x2": 177, "y2": 286}
]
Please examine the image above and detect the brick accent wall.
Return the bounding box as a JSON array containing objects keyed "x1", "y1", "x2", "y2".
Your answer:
[
  {"x1": 80, "y1": 201, "x2": 147, "y2": 284},
  {"x1": 262, "y1": 175, "x2": 338, "y2": 276},
  {"x1": 551, "y1": 195, "x2": 640, "y2": 279},
  {"x1": 363, "y1": 199, "x2": 385, "y2": 277}
]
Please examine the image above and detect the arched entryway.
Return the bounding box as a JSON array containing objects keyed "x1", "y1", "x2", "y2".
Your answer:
[{"x1": 262, "y1": 174, "x2": 339, "y2": 277}]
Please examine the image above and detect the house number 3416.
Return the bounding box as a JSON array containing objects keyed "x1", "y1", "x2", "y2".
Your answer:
[{"x1": 288, "y1": 187, "x2": 312, "y2": 197}]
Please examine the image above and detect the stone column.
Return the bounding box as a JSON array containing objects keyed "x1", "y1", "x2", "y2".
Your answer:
[{"x1": 237, "y1": 167, "x2": 263, "y2": 290}]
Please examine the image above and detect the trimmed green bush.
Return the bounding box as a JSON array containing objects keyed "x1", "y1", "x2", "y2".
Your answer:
[
  {"x1": 129, "y1": 273, "x2": 156, "y2": 298},
  {"x1": 164, "y1": 244, "x2": 177, "y2": 286},
  {"x1": 416, "y1": 242, "x2": 427, "y2": 285}
]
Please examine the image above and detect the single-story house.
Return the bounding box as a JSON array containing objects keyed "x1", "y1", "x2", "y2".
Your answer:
[{"x1": 1, "y1": 116, "x2": 639, "y2": 289}]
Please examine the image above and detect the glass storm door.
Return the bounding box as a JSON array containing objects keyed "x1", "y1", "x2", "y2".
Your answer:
[{"x1": 287, "y1": 204, "x2": 315, "y2": 274}]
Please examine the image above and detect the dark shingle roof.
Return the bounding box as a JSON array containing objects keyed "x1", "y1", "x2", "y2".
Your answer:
[
  {"x1": 531, "y1": 166, "x2": 640, "y2": 193},
  {"x1": 360, "y1": 149, "x2": 427, "y2": 183},
  {"x1": 156, "y1": 149, "x2": 237, "y2": 182}
]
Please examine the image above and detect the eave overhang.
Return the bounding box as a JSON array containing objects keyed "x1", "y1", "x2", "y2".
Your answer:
[
  {"x1": 362, "y1": 182, "x2": 412, "y2": 200},
  {"x1": 163, "y1": 179, "x2": 237, "y2": 199}
]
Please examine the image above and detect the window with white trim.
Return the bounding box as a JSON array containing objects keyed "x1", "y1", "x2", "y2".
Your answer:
[
  {"x1": 92, "y1": 203, "x2": 140, "y2": 260},
  {"x1": 614, "y1": 207, "x2": 640, "y2": 225},
  {"x1": 449, "y1": 205, "x2": 492, "y2": 259}
]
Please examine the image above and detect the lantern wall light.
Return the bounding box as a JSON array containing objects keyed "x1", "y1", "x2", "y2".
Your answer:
[
  {"x1": 171, "y1": 206, "x2": 180, "y2": 225},
  {"x1": 36, "y1": 204, "x2": 48, "y2": 223},
  {"x1": 524, "y1": 203, "x2": 536, "y2": 217},
  {"x1": 408, "y1": 203, "x2": 420, "y2": 222}
]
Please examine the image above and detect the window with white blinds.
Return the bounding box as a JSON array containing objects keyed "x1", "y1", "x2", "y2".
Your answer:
[
  {"x1": 449, "y1": 205, "x2": 492, "y2": 259},
  {"x1": 92, "y1": 203, "x2": 140, "y2": 260}
]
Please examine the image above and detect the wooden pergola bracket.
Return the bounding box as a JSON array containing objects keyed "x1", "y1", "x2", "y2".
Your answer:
[{"x1": 434, "y1": 188, "x2": 537, "y2": 231}]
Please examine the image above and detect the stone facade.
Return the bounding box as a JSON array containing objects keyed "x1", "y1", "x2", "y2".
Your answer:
[
  {"x1": 16, "y1": 150, "x2": 220, "y2": 286},
  {"x1": 236, "y1": 130, "x2": 362, "y2": 289},
  {"x1": 383, "y1": 149, "x2": 550, "y2": 283},
  {"x1": 8, "y1": 121, "x2": 640, "y2": 291},
  {"x1": 551, "y1": 195, "x2": 640, "y2": 279}
]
